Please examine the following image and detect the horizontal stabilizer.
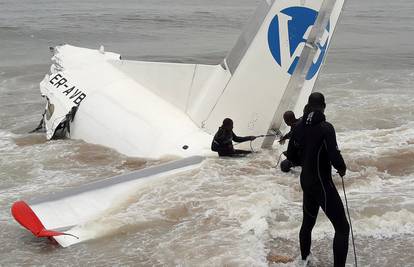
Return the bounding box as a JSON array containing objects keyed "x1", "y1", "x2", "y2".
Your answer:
[{"x1": 110, "y1": 60, "x2": 219, "y2": 114}]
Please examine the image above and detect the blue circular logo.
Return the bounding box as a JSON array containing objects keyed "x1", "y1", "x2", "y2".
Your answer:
[{"x1": 268, "y1": 7, "x2": 330, "y2": 80}]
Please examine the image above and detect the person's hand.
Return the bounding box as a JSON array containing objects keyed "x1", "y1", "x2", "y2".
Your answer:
[
  {"x1": 338, "y1": 168, "x2": 346, "y2": 177},
  {"x1": 249, "y1": 136, "x2": 256, "y2": 141}
]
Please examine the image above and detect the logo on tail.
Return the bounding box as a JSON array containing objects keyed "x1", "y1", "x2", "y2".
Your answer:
[{"x1": 268, "y1": 6, "x2": 330, "y2": 80}]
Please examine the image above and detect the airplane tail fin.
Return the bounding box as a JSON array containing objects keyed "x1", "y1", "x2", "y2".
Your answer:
[{"x1": 194, "y1": 0, "x2": 346, "y2": 145}]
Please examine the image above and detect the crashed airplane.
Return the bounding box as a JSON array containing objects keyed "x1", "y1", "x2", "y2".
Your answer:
[
  {"x1": 13, "y1": 0, "x2": 346, "y2": 247},
  {"x1": 38, "y1": 0, "x2": 345, "y2": 159}
]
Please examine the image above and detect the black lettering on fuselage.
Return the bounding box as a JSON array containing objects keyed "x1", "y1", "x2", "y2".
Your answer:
[
  {"x1": 48, "y1": 74, "x2": 87, "y2": 105},
  {"x1": 62, "y1": 86, "x2": 75, "y2": 96},
  {"x1": 55, "y1": 78, "x2": 67, "y2": 88},
  {"x1": 74, "y1": 93, "x2": 86, "y2": 105},
  {"x1": 69, "y1": 89, "x2": 82, "y2": 99},
  {"x1": 49, "y1": 74, "x2": 62, "y2": 85}
]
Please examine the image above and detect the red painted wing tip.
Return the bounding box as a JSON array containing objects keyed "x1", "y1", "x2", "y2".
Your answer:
[{"x1": 11, "y1": 200, "x2": 67, "y2": 238}]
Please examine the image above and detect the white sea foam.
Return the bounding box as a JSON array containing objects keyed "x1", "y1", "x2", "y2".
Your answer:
[{"x1": 354, "y1": 209, "x2": 414, "y2": 238}]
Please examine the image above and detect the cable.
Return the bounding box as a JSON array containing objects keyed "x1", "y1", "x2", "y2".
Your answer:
[
  {"x1": 255, "y1": 132, "x2": 281, "y2": 138},
  {"x1": 341, "y1": 176, "x2": 358, "y2": 267},
  {"x1": 251, "y1": 133, "x2": 282, "y2": 153},
  {"x1": 231, "y1": 140, "x2": 256, "y2": 153},
  {"x1": 232, "y1": 133, "x2": 282, "y2": 154},
  {"x1": 256, "y1": 134, "x2": 275, "y2": 138},
  {"x1": 318, "y1": 145, "x2": 327, "y2": 212},
  {"x1": 273, "y1": 151, "x2": 284, "y2": 169}
]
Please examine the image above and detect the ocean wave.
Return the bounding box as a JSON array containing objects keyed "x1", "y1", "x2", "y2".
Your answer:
[
  {"x1": 339, "y1": 121, "x2": 414, "y2": 177},
  {"x1": 353, "y1": 209, "x2": 414, "y2": 238}
]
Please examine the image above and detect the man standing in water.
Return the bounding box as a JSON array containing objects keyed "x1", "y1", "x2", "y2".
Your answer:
[
  {"x1": 211, "y1": 118, "x2": 256, "y2": 157},
  {"x1": 286, "y1": 92, "x2": 349, "y2": 266}
]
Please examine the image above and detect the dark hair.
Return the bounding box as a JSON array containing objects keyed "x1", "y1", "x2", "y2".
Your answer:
[
  {"x1": 283, "y1": 111, "x2": 296, "y2": 126},
  {"x1": 308, "y1": 92, "x2": 326, "y2": 110}
]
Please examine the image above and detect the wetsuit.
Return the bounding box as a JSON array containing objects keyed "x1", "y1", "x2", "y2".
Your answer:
[
  {"x1": 279, "y1": 118, "x2": 299, "y2": 143},
  {"x1": 211, "y1": 127, "x2": 253, "y2": 157},
  {"x1": 286, "y1": 111, "x2": 349, "y2": 267},
  {"x1": 280, "y1": 118, "x2": 301, "y2": 172}
]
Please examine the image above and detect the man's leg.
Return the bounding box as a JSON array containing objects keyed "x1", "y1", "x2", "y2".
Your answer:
[
  {"x1": 300, "y1": 191, "x2": 319, "y2": 260},
  {"x1": 321, "y1": 184, "x2": 350, "y2": 267}
]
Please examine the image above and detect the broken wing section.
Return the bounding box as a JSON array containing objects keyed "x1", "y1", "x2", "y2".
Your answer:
[
  {"x1": 11, "y1": 156, "x2": 204, "y2": 247},
  {"x1": 40, "y1": 45, "x2": 121, "y2": 140}
]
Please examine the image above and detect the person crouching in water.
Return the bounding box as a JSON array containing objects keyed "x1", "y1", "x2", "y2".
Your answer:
[{"x1": 211, "y1": 118, "x2": 256, "y2": 157}]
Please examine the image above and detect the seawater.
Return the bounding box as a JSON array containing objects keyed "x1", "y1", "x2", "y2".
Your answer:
[{"x1": 1, "y1": 0, "x2": 413, "y2": 266}]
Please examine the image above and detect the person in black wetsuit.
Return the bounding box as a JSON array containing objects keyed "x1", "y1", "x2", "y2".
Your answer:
[
  {"x1": 279, "y1": 111, "x2": 299, "y2": 145},
  {"x1": 211, "y1": 118, "x2": 256, "y2": 157},
  {"x1": 286, "y1": 92, "x2": 349, "y2": 267},
  {"x1": 279, "y1": 106, "x2": 311, "y2": 172},
  {"x1": 279, "y1": 111, "x2": 300, "y2": 172}
]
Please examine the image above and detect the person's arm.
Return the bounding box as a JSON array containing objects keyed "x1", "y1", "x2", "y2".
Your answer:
[
  {"x1": 284, "y1": 130, "x2": 293, "y2": 140},
  {"x1": 233, "y1": 133, "x2": 255, "y2": 143},
  {"x1": 323, "y1": 123, "x2": 347, "y2": 176},
  {"x1": 279, "y1": 130, "x2": 292, "y2": 144}
]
